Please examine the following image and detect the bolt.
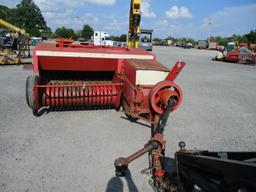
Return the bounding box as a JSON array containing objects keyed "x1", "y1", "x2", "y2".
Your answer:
[{"x1": 178, "y1": 141, "x2": 186, "y2": 151}]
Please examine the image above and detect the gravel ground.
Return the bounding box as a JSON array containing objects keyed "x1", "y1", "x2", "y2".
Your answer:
[{"x1": 0, "y1": 46, "x2": 256, "y2": 192}]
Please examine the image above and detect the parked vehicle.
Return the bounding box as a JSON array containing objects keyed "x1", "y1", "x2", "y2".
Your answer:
[
  {"x1": 183, "y1": 42, "x2": 193, "y2": 49},
  {"x1": 139, "y1": 29, "x2": 153, "y2": 51},
  {"x1": 208, "y1": 42, "x2": 218, "y2": 50},
  {"x1": 93, "y1": 31, "x2": 114, "y2": 46},
  {"x1": 239, "y1": 47, "x2": 256, "y2": 64},
  {"x1": 198, "y1": 40, "x2": 208, "y2": 49},
  {"x1": 250, "y1": 44, "x2": 256, "y2": 52},
  {"x1": 213, "y1": 47, "x2": 256, "y2": 65}
]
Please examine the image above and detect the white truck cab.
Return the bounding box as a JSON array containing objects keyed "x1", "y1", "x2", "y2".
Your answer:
[{"x1": 93, "y1": 31, "x2": 113, "y2": 46}]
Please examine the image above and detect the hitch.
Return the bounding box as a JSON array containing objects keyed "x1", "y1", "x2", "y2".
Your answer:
[
  {"x1": 114, "y1": 99, "x2": 176, "y2": 179},
  {"x1": 114, "y1": 139, "x2": 162, "y2": 177}
]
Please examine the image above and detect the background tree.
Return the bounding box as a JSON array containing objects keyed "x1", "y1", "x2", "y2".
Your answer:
[
  {"x1": 13, "y1": 0, "x2": 50, "y2": 36},
  {"x1": 0, "y1": 5, "x2": 12, "y2": 20},
  {"x1": 81, "y1": 24, "x2": 94, "y2": 40},
  {"x1": 166, "y1": 36, "x2": 175, "y2": 41},
  {"x1": 214, "y1": 36, "x2": 229, "y2": 46},
  {"x1": 245, "y1": 30, "x2": 256, "y2": 44},
  {"x1": 153, "y1": 38, "x2": 162, "y2": 45},
  {"x1": 119, "y1": 34, "x2": 127, "y2": 42},
  {"x1": 55, "y1": 27, "x2": 76, "y2": 39}
]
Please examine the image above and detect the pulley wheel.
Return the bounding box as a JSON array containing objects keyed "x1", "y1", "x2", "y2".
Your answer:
[{"x1": 149, "y1": 81, "x2": 183, "y2": 114}]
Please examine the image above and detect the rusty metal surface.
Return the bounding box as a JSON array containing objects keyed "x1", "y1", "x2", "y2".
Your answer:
[{"x1": 126, "y1": 59, "x2": 169, "y2": 71}]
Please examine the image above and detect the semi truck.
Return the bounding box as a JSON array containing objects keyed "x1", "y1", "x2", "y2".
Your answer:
[{"x1": 93, "y1": 31, "x2": 113, "y2": 46}]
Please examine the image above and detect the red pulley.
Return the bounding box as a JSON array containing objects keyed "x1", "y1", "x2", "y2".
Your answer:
[{"x1": 149, "y1": 81, "x2": 183, "y2": 115}]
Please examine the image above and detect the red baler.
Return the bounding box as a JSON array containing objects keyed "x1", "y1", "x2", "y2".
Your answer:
[{"x1": 26, "y1": 40, "x2": 185, "y2": 126}]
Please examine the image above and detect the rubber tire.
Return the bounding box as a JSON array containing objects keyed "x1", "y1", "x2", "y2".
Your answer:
[{"x1": 26, "y1": 74, "x2": 39, "y2": 109}]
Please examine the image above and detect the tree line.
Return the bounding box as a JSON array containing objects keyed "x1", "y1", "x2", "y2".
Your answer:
[
  {"x1": 54, "y1": 25, "x2": 94, "y2": 41},
  {"x1": 154, "y1": 30, "x2": 256, "y2": 46}
]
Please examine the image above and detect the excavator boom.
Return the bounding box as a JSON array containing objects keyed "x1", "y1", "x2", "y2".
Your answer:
[
  {"x1": 128, "y1": 0, "x2": 141, "y2": 48},
  {"x1": 0, "y1": 19, "x2": 26, "y2": 35},
  {"x1": 0, "y1": 19, "x2": 30, "y2": 64}
]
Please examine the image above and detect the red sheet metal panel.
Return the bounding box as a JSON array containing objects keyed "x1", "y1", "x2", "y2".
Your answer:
[
  {"x1": 33, "y1": 42, "x2": 156, "y2": 73},
  {"x1": 38, "y1": 57, "x2": 119, "y2": 72}
]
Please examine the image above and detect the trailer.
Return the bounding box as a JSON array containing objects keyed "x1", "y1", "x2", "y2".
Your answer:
[
  {"x1": 208, "y1": 41, "x2": 218, "y2": 50},
  {"x1": 198, "y1": 40, "x2": 208, "y2": 49}
]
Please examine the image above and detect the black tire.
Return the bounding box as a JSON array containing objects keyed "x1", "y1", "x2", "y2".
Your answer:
[{"x1": 26, "y1": 74, "x2": 39, "y2": 109}]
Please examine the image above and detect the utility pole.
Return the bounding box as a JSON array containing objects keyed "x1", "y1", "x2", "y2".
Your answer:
[{"x1": 208, "y1": 17, "x2": 212, "y2": 42}]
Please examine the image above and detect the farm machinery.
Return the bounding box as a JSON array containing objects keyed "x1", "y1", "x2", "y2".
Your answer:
[
  {"x1": 26, "y1": 39, "x2": 184, "y2": 123},
  {"x1": 213, "y1": 42, "x2": 256, "y2": 65},
  {"x1": 25, "y1": 38, "x2": 185, "y2": 189},
  {"x1": 26, "y1": 38, "x2": 186, "y2": 191},
  {"x1": 0, "y1": 19, "x2": 30, "y2": 64}
]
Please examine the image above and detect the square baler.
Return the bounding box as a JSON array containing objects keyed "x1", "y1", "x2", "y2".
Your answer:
[{"x1": 26, "y1": 40, "x2": 185, "y2": 127}]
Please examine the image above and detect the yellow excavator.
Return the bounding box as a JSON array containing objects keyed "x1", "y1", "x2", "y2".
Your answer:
[
  {"x1": 0, "y1": 18, "x2": 30, "y2": 64},
  {"x1": 128, "y1": 0, "x2": 141, "y2": 48},
  {"x1": 128, "y1": 0, "x2": 153, "y2": 51}
]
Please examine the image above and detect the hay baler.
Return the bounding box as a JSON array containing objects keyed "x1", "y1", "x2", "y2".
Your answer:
[{"x1": 26, "y1": 40, "x2": 185, "y2": 126}]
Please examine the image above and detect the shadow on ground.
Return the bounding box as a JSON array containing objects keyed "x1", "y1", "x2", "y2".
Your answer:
[
  {"x1": 106, "y1": 169, "x2": 139, "y2": 192},
  {"x1": 105, "y1": 157, "x2": 177, "y2": 192}
]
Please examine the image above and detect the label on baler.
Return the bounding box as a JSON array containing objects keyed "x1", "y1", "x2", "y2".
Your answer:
[{"x1": 136, "y1": 70, "x2": 169, "y2": 85}]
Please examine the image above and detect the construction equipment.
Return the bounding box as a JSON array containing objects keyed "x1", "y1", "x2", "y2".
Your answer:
[
  {"x1": 128, "y1": 0, "x2": 141, "y2": 48},
  {"x1": 0, "y1": 18, "x2": 30, "y2": 64},
  {"x1": 139, "y1": 29, "x2": 153, "y2": 51},
  {"x1": 0, "y1": 19, "x2": 26, "y2": 36}
]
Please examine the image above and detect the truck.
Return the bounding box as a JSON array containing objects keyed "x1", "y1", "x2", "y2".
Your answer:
[
  {"x1": 198, "y1": 40, "x2": 208, "y2": 49},
  {"x1": 93, "y1": 31, "x2": 113, "y2": 46},
  {"x1": 208, "y1": 41, "x2": 218, "y2": 50}
]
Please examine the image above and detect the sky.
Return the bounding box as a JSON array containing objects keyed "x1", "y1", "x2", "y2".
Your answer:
[{"x1": 1, "y1": 0, "x2": 256, "y2": 39}]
